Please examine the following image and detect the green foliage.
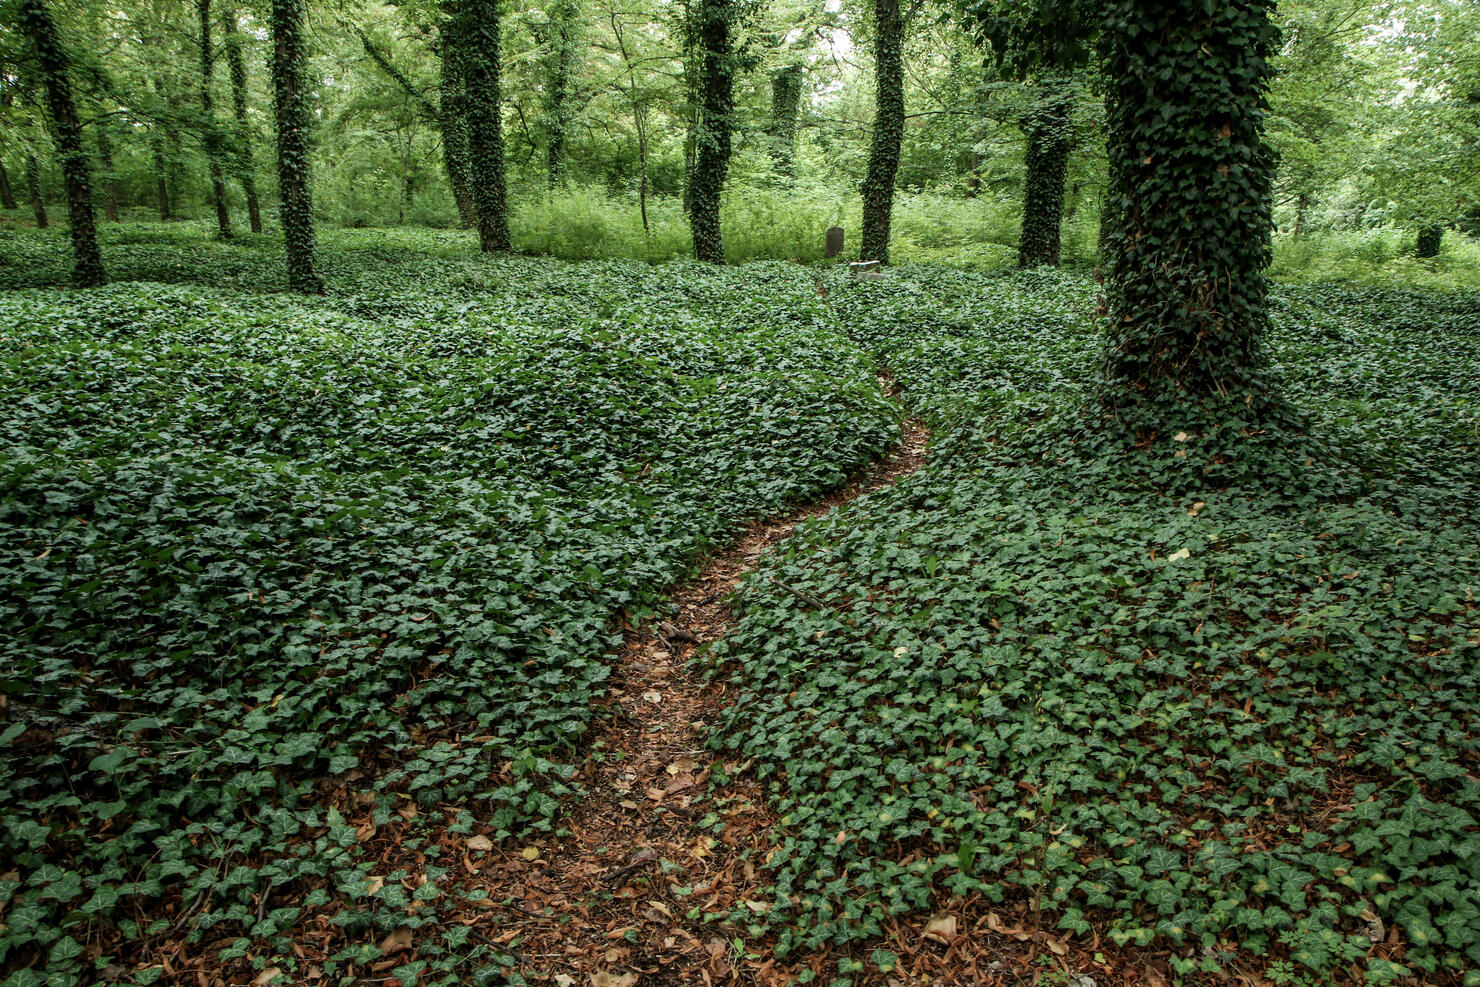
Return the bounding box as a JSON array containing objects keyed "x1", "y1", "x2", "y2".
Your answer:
[
  {"x1": 0, "y1": 224, "x2": 897, "y2": 982},
  {"x1": 708, "y1": 263, "x2": 1480, "y2": 980}
]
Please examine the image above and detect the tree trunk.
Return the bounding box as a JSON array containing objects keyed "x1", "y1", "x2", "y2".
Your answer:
[
  {"x1": 151, "y1": 137, "x2": 171, "y2": 220},
  {"x1": 1017, "y1": 73, "x2": 1074, "y2": 268},
  {"x1": 544, "y1": 0, "x2": 578, "y2": 186},
  {"x1": 1099, "y1": 0, "x2": 1278, "y2": 412},
  {"x1": 0, "y1": 160, "x2": 18, "y2": 211},
  {"x1": 26, "y1": 151, "x2": 49, "y2": 228},
  {"x1": 1292, "y1": 192, "x2": 1310, "y2": 239},
  {"x1": 437, "y1": 36, "x2": 478, "y2": 228},
  {"x1": 223, "y1": 6, "x2": 263, "y2": 232},
  {"x1": 95, "y1": 121, "x2": 121, "y2": 221},
  {"x1": 769, "y1": 62, "x2": 803, "y2": 178},
  {"x1": 456, "y1": 0, "x2": 511, "y2": 252},
  {"x1": 1415, "y1": 224, "x2": 1443, "y2": 258},
  {"x1": 20, "y1": 0, "x2": 105, "y2": 286},
  {"x1": 198, "y1": 0, "x2": 233, "y2": 238},
  {"x1": 860, "y1": 0, "x2": 904, "y2": 263},
  {"x1": 269, "y1": 0, "x2": 323, "y2": 292},
  {"x1": 687, "y1": 0, "x2": 733, "y2": 263}
]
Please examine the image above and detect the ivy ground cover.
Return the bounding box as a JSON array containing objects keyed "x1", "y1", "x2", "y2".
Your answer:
[
  {"x1": 0, "y1": 228, "x2": 897, "y2": 985},
  {"x1": 710, "y1": 267, "x2": 1480, "y2": 983}
]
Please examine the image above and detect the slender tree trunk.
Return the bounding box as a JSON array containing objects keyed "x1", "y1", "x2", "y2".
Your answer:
[
  {"x1": 0, "y1": 160, "x2": 18, "y2": 211},
  {"x1": 1292, "y1": 192, "x2": 1310, "y2": 239},
  {"x1": 26, "y1": 151, "x2": 49, "y2": 228},
  {"x1": 611, "y1": 12, "x2": 648, "y2": 232},
  {"x1": 1099, "y1": 0, "x2": 1278, "y2": 412},
  {"x1": 544, "y1": 0, "x2": 578, "y2": 186},
  {"x1": 437, "y1": 37, "x2": 478, "y2": 228},
  {"x1": 457, "y1": 0, "x2": 511, "y2": 252},
  {"x1": 269, "y1": 0, "x2": 323, "y2": 292},
  {"x1": 769, "y1": 62, "x2": 803, "y2": 178},
  {"x1": 1017, "y1": 73, "x2": 1074, "y2": 268},
  {"x1": 20, "y1": 0, "x2": 105, "y2": 285},
  {"x1": 151, "y1": 137, "x2": 171, "y2": 220},
  {"x1": 860, "y1": 0, "x2": 904, "y2": 263},
  {"x1": 1415, "y1": 224, "x2": 1443, "y2": 258},
  {"x1": 223, "y1": 6, "x2": 263, "y2": 232},
  {"x1": 198, "y1": 0, "x2": 232, "y2": 238},
  {"x1": 687, "y1": 0, "x2": 733, "y2": 263},
  {"x1": 94, "y1": 121, "x2": 121, "y2": 221}
]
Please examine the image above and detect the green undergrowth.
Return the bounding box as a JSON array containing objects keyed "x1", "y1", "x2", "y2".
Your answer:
[
  {"x1": 708, "y1": 267, "x2": 1480, "y2": 982},
  {"x1": 0, "y1": 240, "x2": 897, "y2": 985}
]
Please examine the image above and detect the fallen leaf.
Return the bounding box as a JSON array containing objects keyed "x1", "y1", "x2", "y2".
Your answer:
[
  {"x1": 924, "y1": 914, "x2": 958, "y2": 943},
  {"x1": 251, "y1": 969, "x2": 282, "y2": 987},
  {"x1": 365, "y1": 875, "x2": 385, "y2": 895},
  {"x1": 521, "y1": 846, "x2": 541, "y2": 861},
  {"x1": 642, "y1": 691, "x2": 663, "y2": 704},
  {"x1": 1173, "y1": 431, "x2": 1191, "y2": 442},
  {"x1": 1044, "y1": 934, "x2": 1069, "y2": 956},
  {"x1": 465, "y1": 835, "x2": 493, "y2": 852},
  {"x1": 378, "y1": 927, "x2": 412, "y2": 956},
  {"x1": 590, "y1": 973, "x2": 638, "y2": 987},
  {"x1": 1167, "y1": 547, "x2": 1191, "y2": 562},
  {"x1": 667, "y1": 756, "x2": 699, "y2": 775},
  {"x1": 741, "y1": 899, "x2": 769, "y2": 913}
]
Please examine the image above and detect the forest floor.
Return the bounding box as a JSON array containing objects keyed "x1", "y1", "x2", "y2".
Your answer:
[{"x1": 1, "y1": 225, "x2": 1479, "y2": 987}]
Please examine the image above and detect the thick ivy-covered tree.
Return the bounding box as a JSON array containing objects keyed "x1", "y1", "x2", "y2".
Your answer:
[
  {"x1": 456, "y1": 0, "x2": 511, "y2": 252},
  {"x1": 438, "y1": 33, "x2": 477, "y2": 227},
  {"x1": 223, "y1": 5, "x2": 263, "y2": 232},
  {"x1": 687, "y1": 0, "x2": 733, "y2": 263},
  {"x1": 1099, "y1": 0, "x2": 1279, "y2": 412},
  {"x1": 198, "y1": 0, "x2": 232, "y2": 238},
  {"x1": 540, "y1": 0, "x2": 580, "y2": 185},
  {"x1": 1017, "y1": 72, "x2": 1074, "y2": 266},
  {"x1": 769, "y1": 61, "x2": 803, "y2": 177},
  {"x1": 18, "y1": 0, "x2": 105, "y2": 285},
  {"x1": 269, "y1": 0, "x2": 323, "y2": 292},
  {"x1": 859, "y1": 0, "x2": 904, "y2": 263}
]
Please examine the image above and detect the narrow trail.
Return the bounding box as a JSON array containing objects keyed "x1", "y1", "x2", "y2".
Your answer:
[{"x1": 467, "y1": 376, "x2": 929, "y2": 985}]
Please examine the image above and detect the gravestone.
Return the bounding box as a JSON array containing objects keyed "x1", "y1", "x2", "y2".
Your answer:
[{"x1": 825, "y1": 226, "x2": 844, "y2": 258}]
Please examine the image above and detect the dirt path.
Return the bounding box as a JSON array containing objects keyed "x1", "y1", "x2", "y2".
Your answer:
[{"x1": 464, "y1": 380, "x2": 930, "y2": 986}]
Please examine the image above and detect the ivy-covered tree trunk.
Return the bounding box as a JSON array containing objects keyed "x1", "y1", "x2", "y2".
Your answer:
[
  {"x1": 0, "y1": 161, "x2": 16, "y2": 211},
  {"x1": 769, "y1": 62, "x2": 803, "y2": 178},
  {"x1": 223, "y1": 6, "x2": 264, "y2": 232},
  {"x1": 687, "y1": 0, "x2": 733, "y2": 263},
  {"x1": 269, "y1": 0, "x2": 323, "y2": 292},
  {"x1": 26, "y1": 151, "x2": 48, "y2": 228},
  {"x1": 1017, "y1": 73, "x2": 1074, "y2": 267},
  {"x1": 543, "y1": 0, "x2": 579, "y2": 186},
  {"x1": 1415, "y1": 223, "x2": 1443, "y2": 258},
  {"x1": 198, "y1": 0, "x2": 232, "y2": 238},
  {"x1": 438, "y1": 36, "x2": 478, "y2": 228},
  {"x1": 860, "y1": 0, "x2": 904, "y2": 263},
  {"x1": 456, "y1": 0, "x2": 511, "y2": 252},
  {"x1": 95, "y1": 122, "x2": 120, "y2": 222},
  {"x1": 1099, "y1": 0, "x2": 1278, "y2": 411},
  {"x1": 20, "y1": 0, "x2": 105, "y2": 286}
]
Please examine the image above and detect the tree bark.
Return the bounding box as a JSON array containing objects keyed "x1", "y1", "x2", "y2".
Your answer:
[
  {"x1": 769, "y1": 62, "x2": 803, "y2": 178},
  {"x1": 687, "y1": 0, "x2": 733, "y2": 263},
  {"x1": 223, "y1": 6, "x2": 263, "y2": 232},
  {"x1": 26, "y1": 151, "x2": 49, "y2": 228},
  {"x1": 20, "y1": 0, "x2": 105, "y2": 285},
  {"x1": 455, "y1": 0, "x2": 511, "y2": 252},
  {"x1": 860, "y1": 0, "x2": 904, "y2": 263},
  {"x1": 1017, "y1": 73, "x2": 1074, "y2": 268},
  {"x1": 1415, "y1": 224, "x2": 1443, "y2": 258},
  {"x1": 0, "y1": 160, "x2": 16, "y2": 211},
  {"x1": 269, "y1": 0, "x2": 323, "y2": 292},
  {"x1": 1099, "y1": 0, "x2": 1278, "y2": 411},
  {"x1": 198, "y1": 0, "x2": 233, "y2": 238}
]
